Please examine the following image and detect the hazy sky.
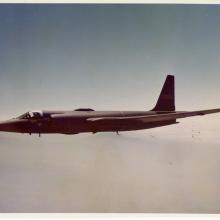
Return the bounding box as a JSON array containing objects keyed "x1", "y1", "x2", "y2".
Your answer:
[{"x1": 0, "y1": 4, "x2": 220, "y2": 213}]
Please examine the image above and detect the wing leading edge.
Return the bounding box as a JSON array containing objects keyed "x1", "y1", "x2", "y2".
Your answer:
[{"x1": 87, "y1": 108, "x2": 220, "y2": 123}]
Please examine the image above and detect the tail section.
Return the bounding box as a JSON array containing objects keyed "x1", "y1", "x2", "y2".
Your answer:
[{"x1": 152, "y1": 75, "x2": 175, "y2": 112}]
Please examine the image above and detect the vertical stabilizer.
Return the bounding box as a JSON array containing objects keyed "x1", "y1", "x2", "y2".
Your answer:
[{"x1": 152, "y1": 75, "x2": 175, "y2": 112}]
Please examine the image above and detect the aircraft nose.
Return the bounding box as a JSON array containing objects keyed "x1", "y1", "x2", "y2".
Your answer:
[{"x1": 0, "y1": 119, "x2": 24, "y2": 132}]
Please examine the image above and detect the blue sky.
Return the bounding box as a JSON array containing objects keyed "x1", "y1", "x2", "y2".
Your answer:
[
  {"x1": 1, "y1": 4, "x2": 220, "y2": 116},
  {"x1": 0, "y1": 4, "x2": 220, "y2": 213}
]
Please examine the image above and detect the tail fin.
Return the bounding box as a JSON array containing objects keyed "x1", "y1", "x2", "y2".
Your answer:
[{"x1": 152, "y1": 75, "x2": 175, "y2": 112}]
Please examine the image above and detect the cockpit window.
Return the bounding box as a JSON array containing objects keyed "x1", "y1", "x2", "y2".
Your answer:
[
  {"x1": 18, "y1": 111, "x2": 44, "y2": 119},
  {"x1": 30, "y1": 112, "x2": 42, "y2": 118},
  {"x1": 18, "y1": 112, "x2": 30, "y2": 119}
]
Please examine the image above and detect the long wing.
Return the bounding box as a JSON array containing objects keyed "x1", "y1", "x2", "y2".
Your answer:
[{"x1": 87, "y1": 108, "x2": 220, "y2": 123}]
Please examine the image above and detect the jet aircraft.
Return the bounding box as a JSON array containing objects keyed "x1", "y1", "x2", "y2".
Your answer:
[{"x1": 0, "y1": 75, "x2": 220, "y2": 136}]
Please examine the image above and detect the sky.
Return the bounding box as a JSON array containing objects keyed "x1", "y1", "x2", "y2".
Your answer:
[{"x1": 0, "y1": 4, "x2": 220, "y2": 213}]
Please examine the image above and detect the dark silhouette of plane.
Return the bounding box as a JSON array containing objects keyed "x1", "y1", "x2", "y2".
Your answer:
[{"x1": 0, "y1": 75, "x2": 220, "y2": 136}]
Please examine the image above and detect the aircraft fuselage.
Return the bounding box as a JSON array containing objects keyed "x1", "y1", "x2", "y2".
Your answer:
[{"x1": 0, "y1": 110, "x2": 177, "y2": 135}]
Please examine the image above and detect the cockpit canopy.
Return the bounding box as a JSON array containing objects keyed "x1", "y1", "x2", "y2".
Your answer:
[{"x1": 18, "y1": 110, "x2": 44, "y2": 119}]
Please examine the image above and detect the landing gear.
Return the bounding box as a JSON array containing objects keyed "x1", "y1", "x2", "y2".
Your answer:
[{"x1": 28, "y1": 132, "x2": 41, "y2": 137}]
